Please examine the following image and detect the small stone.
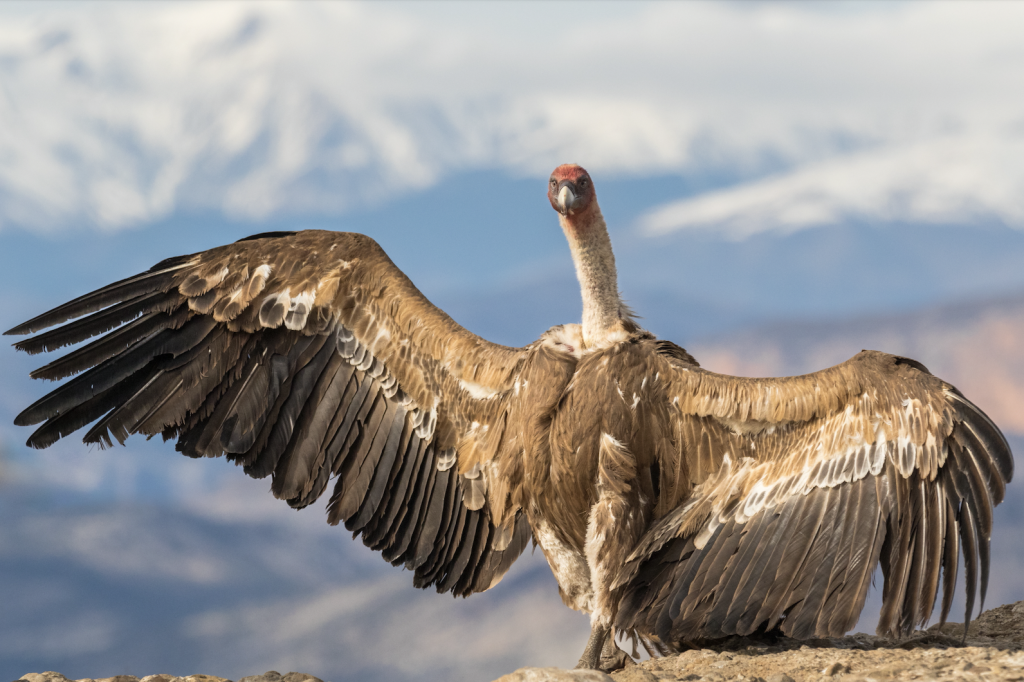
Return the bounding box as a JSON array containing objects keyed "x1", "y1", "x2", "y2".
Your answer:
[
  {"x1": 239, "y1": 674, "x2": 283, "y2": 682},
  {"x1": 20, "y1": 673, "x2": 73, "y2": 682},
  {"x1": 139, "y1": 675, "x2": 181, "y2": 682},
  {"x1": 765, "y1": 675, "x2": 795, "y2": 682},
  {"x1": 610, "y1": 669, "x2": 658, "y2": 682},
  {"x1": 95, "y1": 676, "x2": 139, "y2": 682},
  {"x1": 822, "y1": 662, "x2": 849, "y2": 676},
  {"x1": 492, "y1": 667, "x2": 615, "y2": 682},
  {"x1": 281, "y1": 675, "x2": 322, "y2": 682},
  {"x1": 183, "y1": 676, "x2": 231, "y2": 682}
]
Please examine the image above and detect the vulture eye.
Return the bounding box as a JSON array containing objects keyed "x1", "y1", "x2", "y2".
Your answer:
[
  {"x1": 550, "y1": 178, "x2": 557, "y2": 187},
  {"x1": 578, "y1": 177, "x2": 589, "y2": 188}
]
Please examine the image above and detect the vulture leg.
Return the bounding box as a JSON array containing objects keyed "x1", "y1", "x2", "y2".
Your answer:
[
  {"x1": 580, "y1": 434, "x2": 648, "y2": 669},
  {"x1": 575, "y1": 623, "x2": 609, "y2": 670}
]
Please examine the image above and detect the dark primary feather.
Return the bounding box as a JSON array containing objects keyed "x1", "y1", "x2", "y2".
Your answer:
[
  {"x1": 17, "y1": 311, "x2": 211, "y2": 429},
  {"x1": 394, "y1": 453, "x2": 440, "y2": 568},
  {"x1": 273, "y1": 350, "x2": 351, "y2": 500},
  {"x1": 14, "y1": 291, "x2": 181, "y2": 357},
  {"x1": 333, "y1": 393, "x2": 396, "y2": 516},
  {"x1": 412, "y1": 461, "x2": 454, "y2": 568},
  {"x1": 939, "y1": 492, "x2": 960, "y2": 626},
  {"x1": 5, "y1": 261, "x2": 190, "y2": 337},
  {"x1": 349, "y1": 404, "x2": 410, "y2": 530},
  {"x1": 356, "y1": 422, "x2": 415, "y2": 538},
  {"x1": 26, "y1": 367, "x2": 157, "y2": 449},
  {"x1": 731, "y1": 494, "x2": 805, "y2": 633},
  {"x1": 472, "y1": 512, "x2": 532, "y2": 592},
  {"x1": 25, "y1": 301, "x2": 190, "y2": 382},
  {"x1": 363, "y1": 438, "x2": 426, "y2": 550}
]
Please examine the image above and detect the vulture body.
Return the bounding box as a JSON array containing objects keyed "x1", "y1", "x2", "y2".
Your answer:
[{"x1": 7, "y1": 164, "x2": 1014, "y2": 671}]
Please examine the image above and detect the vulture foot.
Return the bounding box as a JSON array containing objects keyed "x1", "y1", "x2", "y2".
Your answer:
[
  {"x1": 575, "y1": 625, "x2": 634, "y2": 671},
  {"x1": 599, "y1": 634, "x2": 634, "y2": 672}
]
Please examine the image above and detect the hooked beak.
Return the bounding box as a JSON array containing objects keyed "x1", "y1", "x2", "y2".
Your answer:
[{"x1": 556, "y1": 183, "x2": 578, "y2": 215}]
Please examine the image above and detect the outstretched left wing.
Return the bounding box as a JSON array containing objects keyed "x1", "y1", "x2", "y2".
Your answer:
[
  {"x1": 614, "y1": 349, "x2": 1013, "y2": 643},
  {"x1": 7, "y1": 230, "x2": 543, "y2": 596}
]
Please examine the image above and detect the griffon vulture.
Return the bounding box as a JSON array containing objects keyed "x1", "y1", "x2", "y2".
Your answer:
[{"x1": 7, "y1": 164, "x2": 1013, "y2": 671}]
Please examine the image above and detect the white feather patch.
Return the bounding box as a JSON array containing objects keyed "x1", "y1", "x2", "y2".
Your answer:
[
  {"x1": 259, "y1": 290, "x2": 291, "y2": 328},
  {"x1": 492, "y1": 518, "x2": 514, "y2": 552},
  {"x1": 463, "y1": 462, "x2": 487, "y2": 511},
  {"x1": 356, "y1": 349, "x2": 375, "y2": 372},
  {"x1": 437, "y1": 448, "x2": 457, "y2": 471},
  {"x1": 284, "y1": 290, "x2": 315, "y2": 330},
  {"x1": 251, "y1": 263, "x2": 272, "y2": 281},
  {"x1": 415, "y1": 408, "x2": 437, "y2": 439},
  {"x1": 460, "y1": 378, "x2": 499, "y2": 400},
  {"x1": 688, "y1": 425, "x2": 906, "y2": 547}
]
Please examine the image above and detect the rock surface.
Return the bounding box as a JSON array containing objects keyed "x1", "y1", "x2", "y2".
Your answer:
[
  {"x1": 14, "y1": 672, "x2": 323, "y2": 682},
  {"x1": 493, "y1": 668, "x2": 615, "y2": 682},
  {"x1": 15, "y1": 603, "x2": 1024, "y2": 682},
  {"x1": 497, "y1": 601, "x2": 1024, "y2": 682}
]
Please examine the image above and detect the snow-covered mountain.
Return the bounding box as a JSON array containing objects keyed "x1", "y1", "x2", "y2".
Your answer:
[{"x1": 3, "y1": 3, "x2": 1024, "y2": 235}]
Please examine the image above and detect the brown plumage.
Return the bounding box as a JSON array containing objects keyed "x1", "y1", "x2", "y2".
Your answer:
[{"x1": 6, "y1": 164, "x2": 1013, "y2": 671}]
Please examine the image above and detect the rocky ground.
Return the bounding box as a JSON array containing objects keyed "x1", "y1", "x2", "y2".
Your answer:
[
  {"x1": 14, "y1": 602, "x2": 1024, "y2": 682},
  {"x1": 15, "y1": 672, "x2": 322, "y2": 682},
  {"x1": 496, "y1": 601, "x2": 1024, "y2": 682}
]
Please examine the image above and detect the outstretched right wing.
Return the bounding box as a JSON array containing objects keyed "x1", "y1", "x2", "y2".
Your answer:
[{"x1": 7, "y1": 230, "x2": 547, "y2": 595}]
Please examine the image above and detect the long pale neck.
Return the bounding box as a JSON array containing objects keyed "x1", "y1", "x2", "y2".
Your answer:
[{"x1": 560, "y1": 206, "x2": 624, "y2": 348}]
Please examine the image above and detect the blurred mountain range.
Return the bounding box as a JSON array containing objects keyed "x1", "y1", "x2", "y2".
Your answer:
[
  {"x1": 0, "y1": 489, "x2": 590, "y2": 682},
  {"x1": 690, "y1": 289, "x2": 1024, "y2": 435}
]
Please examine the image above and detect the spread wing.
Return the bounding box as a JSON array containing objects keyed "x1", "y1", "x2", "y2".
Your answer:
[
  {"x1": 6, "y1": 230, "x2": 538, "y2": 595},
  {"x1": 614, "y1": 349, "x2": 1013, "y2": 642}
]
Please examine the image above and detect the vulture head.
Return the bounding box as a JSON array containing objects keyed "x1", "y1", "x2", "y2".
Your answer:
[{"x1": 548, "y1": 163, "x2": 596, "y2": 218}]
